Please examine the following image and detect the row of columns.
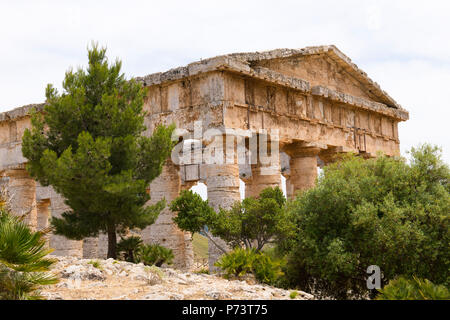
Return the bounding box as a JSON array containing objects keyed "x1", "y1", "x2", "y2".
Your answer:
[
  {"x1": 197, "y1": 138, "x2": 329, "y2": 270},
  {"x1": 1, "y1": 169, "x2": 83, "y2": 256},
  {"x1": 0, "y1": 138, "x2": 340, "y2": 271}
]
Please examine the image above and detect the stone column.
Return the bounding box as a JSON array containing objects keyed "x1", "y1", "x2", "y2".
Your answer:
[
  {"x1": 245, "y1": 161, "x2": 281, "y2": 198},
  {"x1": 283, "y1": 143, "x2": 321, "y2": 198},
  {"x1": 48, "y1": 191, "x2": 83, "y2": 257},
  {"x1": 36, "y1": 199, "x2": 50, "y2": 231},
  {"x1": 204, "y1": 135, "x2": 241, "y2": 272},
  {"x1": 4, "y1": 169, "x2": 37, "y2": 230},
  {"x1": 245, "y1": 136, "x2": 282, "y2": 198},
  {"x1": 36, "y1": 199, "x2": 50, "y2": 248},
  {"x1": 284, "y1": 176, "x2": 294, "y2": 200},
  {"x1": 206, "y1": 162, "x2": 240, "y2": 271},
  {"x1": 204, "y1": 132, "x2": 242, "y2": 271},
  {"x1": 141, "y1": 160, "x2": 194, "y2": 270},
  {"x1": 83, "y1": 237, "x2": 100, "y2": 259},
  {"x1": 82, "y1": 234, "x2": 110, "y2": 259}
]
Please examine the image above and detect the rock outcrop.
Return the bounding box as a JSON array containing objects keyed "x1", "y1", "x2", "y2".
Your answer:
[{"x1": 40, "y1": 256, "x2": 314, "y2": 300}]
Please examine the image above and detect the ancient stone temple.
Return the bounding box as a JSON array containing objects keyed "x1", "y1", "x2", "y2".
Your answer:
[{"x1": 0, "y1": 45, "x2": 408, "y2": 270}]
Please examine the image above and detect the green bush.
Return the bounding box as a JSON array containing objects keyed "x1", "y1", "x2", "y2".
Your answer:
[
  {"x1": 252, "y1": 253, "x2": 284, "y2": 285},
  {"x1": 282, "y1": 144, "x2": 449, "y2": 299},
  {"x1": 215, "y1": 247, "x2": 255, "y2": 278},
  {"x1": 117, "y1": 236, "x2": 143, "y2": 262},
  {"x1": 136, "y1": 244, "x2": 174, "y2": 267},
  {"x1": 0, "y1": 209, "x2": 58, "y2": 300},
  {"x1": 211, "y1": 187, "x2": 294, "y2": 251},
  {"x1": 376, "y1": 277, "x2": 450, "y2": 300},
  {"x1": 171, "y1": 187, "x2": 295, "y2": 254},
  {"x1": 215, "y1": 248, "x2": 283, "y2": 285},
  {"x1": 87, "y1": 260, "x2": 102, "y2": 270}
]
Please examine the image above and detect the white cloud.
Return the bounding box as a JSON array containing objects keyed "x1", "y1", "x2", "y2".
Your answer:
[{"x1": 0, "y1": 0, "x2": 448, "y2": 161}]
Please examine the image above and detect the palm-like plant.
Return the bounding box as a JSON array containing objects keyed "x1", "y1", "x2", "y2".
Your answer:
[
  {"x1": 136, "y1": 244, "x2": 174, "y2": 267},
  {"x1": 0, "y1": 209, "x2": 58, "y2": 300},
  {"x1": 117, "y1": 236, "x2": 143, "y2": 262},
  {"x1": 376, "y1": 276, "x2": 450, "y2": 300}
]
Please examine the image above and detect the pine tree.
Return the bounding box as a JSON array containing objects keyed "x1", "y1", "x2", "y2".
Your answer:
[{"x1": 22, "y1": 44, "x2": 175, "y2": 258}]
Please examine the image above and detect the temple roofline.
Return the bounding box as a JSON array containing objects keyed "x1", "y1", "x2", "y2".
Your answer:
[
  {"x1": 136, "y1": 45, "x2": 405, "y2": 111},
  {"x1": 0, "y1": 45, "x2": 409, "y2": 121}
]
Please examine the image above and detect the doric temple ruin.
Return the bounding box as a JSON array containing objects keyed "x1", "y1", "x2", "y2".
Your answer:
[{"x1": 0, "y1": 45, "x2": 408, "y2": 270}]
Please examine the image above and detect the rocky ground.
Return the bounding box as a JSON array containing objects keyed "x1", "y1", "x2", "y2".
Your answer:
[{"x1": 40, "y1": 256, "x2": 314, "y2": 300}]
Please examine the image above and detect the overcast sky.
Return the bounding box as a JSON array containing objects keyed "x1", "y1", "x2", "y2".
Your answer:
[{"x1": 1, "y1": 0, "x2": 449, "y2": 165}]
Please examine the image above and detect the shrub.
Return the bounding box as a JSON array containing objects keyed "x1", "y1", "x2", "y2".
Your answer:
[
  {"x1": 211, "y1": 187, "x2": 294, "y2": 251},
  {"x1": 215, "y1": 248, "x2": 283, "y2": 285},
  {"x1": 252, "y1": 253, "x2": 284, "y2": 285},
  {"x1": 283, "y1": 144, "x2": 449, "y2": 299},
  {"x1": 136, "y1": 244, "x2": 174, "y2": 267},
  {"x1": 143, "y1": 265, "x2": 164, "y2": 285},
  {"x1": 171, "y1": 187, "x2": 295, "y2": 253},
  {"x1": 376, "y1": 277, "x2": 450, "y2": 300},
  {"x1": 0, "y1": 209, "x2": 58, "y2": 300},
  {"x1": 290, "y1": 291, "x2": 298, "y2": 299},
  {"x1": 194, "y1": 268, "x2": 210, "y2": 275},
  {"x1": 215, "y1": 247, "x2": 255, "y2": 278},
  {"x1": 117, "y1": 236, "x2": 143, "y2": 262},
  {"x1": 87, "y1": 260, "x2": 102, "y2": 270}
]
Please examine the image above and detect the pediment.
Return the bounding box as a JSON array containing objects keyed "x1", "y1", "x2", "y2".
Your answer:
[
  {"x1": 226, "y1": 46, "x2": 402, "y2": 110},
  {"x1": 254, "y1": 54, "x2": 377, "y2": 101}
]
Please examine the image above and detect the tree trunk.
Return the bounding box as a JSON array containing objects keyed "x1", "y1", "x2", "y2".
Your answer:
[{"x1": 107, "y1": 222, "x2": 117, "y2": 259}]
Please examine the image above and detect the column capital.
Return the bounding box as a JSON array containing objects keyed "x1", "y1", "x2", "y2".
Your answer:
[
  {"x1": 282, "y1": 141, "x2": 325, "y2": 158},
  {"x1": 318, "y1": 146, "x2": 344, "y2": 165}
]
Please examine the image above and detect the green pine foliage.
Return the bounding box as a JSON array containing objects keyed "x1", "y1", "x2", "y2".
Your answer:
[
  {"x1": 22, "y1": 44, "x2": 175, "y2": 258},
  {"x1": 376, "y1": 277, "x2": 449, "y2": 300},
  {"x1": 0, "y1": 209, "x2": 58, "y2": 300},
  {"x1": 283, "y1": 144, "x2": 449, "y2": 299}
]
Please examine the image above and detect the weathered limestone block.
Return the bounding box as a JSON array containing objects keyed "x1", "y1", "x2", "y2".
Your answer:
[
  {"x1": 245, "y1": 161, "x2": 281, "y2": 198},
  {"x1": 283, "y1": 144, "x2": 321, "y2": 198},
  {"x1": 36, "y1": 199, "x2": 50, "y2": 231},
  {"x1": 0, "y1": 143, "x2": 27, "y2": 170},
  {"x1": 83, "y1": 237, "x2": 100, "y2": 259},
  {"x1": 285, "y1": 178, "x2": 294, "y2": 200},
  {"x1": 318, "y1": 146, "x2": 349, "y2": 167},
  {"x1": 141, "y1": 160, "x2": 194, "y2": 270},
  {"x1": 36, "y1": 199, "x2": 50, "y2": 248},
  {"x1": 96, "y1": 234, "x2": 109, "y2": 259},
  {"x1": 3, "y1": 169, "x2": 37, "y2": 229},
  {"x1": 82, "y1": 233, "x2": 110, "y2": 259}
]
